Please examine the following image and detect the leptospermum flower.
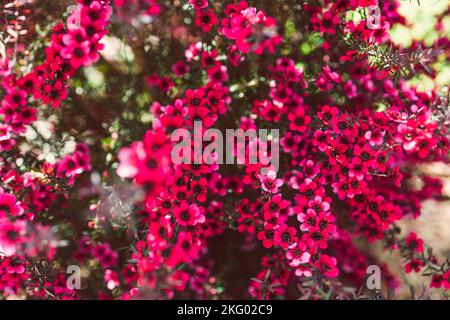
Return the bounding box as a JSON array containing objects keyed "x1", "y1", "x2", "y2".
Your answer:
[
  {"x1": 189, "y1": 0, "x2": 208, "y2": 10},
  {"x1": 104, "y1": 269, "x2": 120, "y2": 290},
  {"x1": 274, "y1": 224, "x2": 298, "y2": 249},
  {"x1": 259, "y1": 170, "x2": 283, "y2": 194},
  {"x1": 172, "y1": 61, "x2": 190, "y2": 77},
  {"x1": 0, "y1": 193, "x2": 23, "y2": 218},
  {"x1": 404, "y1": 259, "x2": 425, "y2": 273},
  {"x1": 0, "y1": 220, "x2": 27, "y2": 256},
  {"x1": 173, "y1": 202, "x2": 205, "y2": 227},
  {"x1": 1, "y1": 0, "x2": 449, "y2": 300},
  {"x1": 315, "y1": 254, "x2": 339, "y2": 278},
  {"x1": 405, "y1": 232, "x2": 424, "y2": 253},
  {"x1": 257, "y1": 224, "x2": 276, "y2": 249},
  {"x1": 195, "y1": 9, "x2": 218, "y2": 32},
  {"x1": 286, "y1": 242, "x2": 311, "y2": 267},
  {"x1": 0, "y1": 58, "x2": 11, "y2": 77}
]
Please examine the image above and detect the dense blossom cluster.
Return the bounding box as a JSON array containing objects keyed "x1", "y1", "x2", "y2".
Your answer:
[
  {"x1": 0, "y1": 0, "x2": 110, "y2": 298},
  {"x1": 0, "y1": 0, "x2": 449, "y2": 299}
]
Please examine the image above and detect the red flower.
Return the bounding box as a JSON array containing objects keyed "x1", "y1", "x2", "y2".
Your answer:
[
  {"x1": 93, "y1": 243, "x2": 118, "y2": 269},
  {"x1": 262, "y1": 194, "x2": 289, "y2": 214},
  {"x1": 0, "y1": 193, "x2": 23, "y2": 218},
  {"x1": 190, "y1": 178, "x2": 208, "y2": 203},
  {"x1": 316, "y1": 211, "x2": 337, "y2": 237},
  {"x1": 257, "y1": 224, "x2": 276, "y2": 248},
  {"x1": 288, "y1": 107, "x2": 311, "y2": 132},
  {"x1": 254, "y1": 100, "x2": 283, "y2": 122},
  {"x1": 315, "y1": 254, "x2": 339, "y2": 278},
  {"x1": 0, "y1": 220, "x2": 27, "y2": 256},
  {"x1": 430, "y1": 271, "x2": 450, "y2": 290},
  {"x1": 404, "y1": 259, "x2": 425, "y2": 273},
  {"x1": 391, "y1": 167, "x2": 404, "y2": 187},
  {"x1": 274, "y1": 224, "x2": 298, "y2": 249},
  {"x1": 195, "y1": 9, "x2": 218, "y2": 32},
  {"x1": 207, "y1": 64, "x2": 228, "y2": 83},
  {"x1": 354, "y1": 144, "x2": 375, "y2": 166},
  {"x1": 318, "y1": 105, "x2": 339, "y2": 125},
  {"x1": 168, "y1": 231, "x2": 202, "y2": 267},
  {"x1": 147, "y1": 221, "x2": 173, "y2": 250},
  {"x1": 189, "y1": 0, "x2": 208, "y2": 10},
  {"x1": 356, "y1": 0, "x2": 378, "y2": 7},
  {"x1": 173, "y1": 202, "x2": 205, "y2": 226},
  {"x1": 286, "y1": 242, "x2": 311, "y2": 267}
]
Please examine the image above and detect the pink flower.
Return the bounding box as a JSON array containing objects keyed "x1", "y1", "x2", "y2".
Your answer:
[
  {"x1": 286, "y1": 242, "x2": 311, "y2": 267},
  {"x1": 195, "y1": 9, "x2": 218, "y2": 32},
  {"x1": 0, "y1": 220, "x2": 27, "y2": 256},
  {"x1": 391, "y1": 167, "x2": 404, "y2": 187},
  {"x1": 274, "y1": 224, "x2": 298, "y2": 249},
  {"x1": 404, "y1": 259, "x2": 425, "y2": 273}
]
